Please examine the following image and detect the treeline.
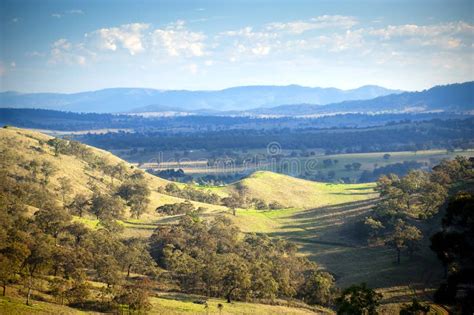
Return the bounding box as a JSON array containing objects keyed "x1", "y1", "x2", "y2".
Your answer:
[
  {"x1": 80, "y1": 118, "x2": 474, "y2": 154},
  {"x1": 362, "y1": 156, "x2": 474, "y2": 313},
  {"x1": 149, "y1": 215, "x2": 335, "y2": 305},
  {"x1": 359, "y1": 161, "x2": 426, "y2": 182},
  {"x1": 1, "y1": 108, "x2": 466, "y2": 131}
]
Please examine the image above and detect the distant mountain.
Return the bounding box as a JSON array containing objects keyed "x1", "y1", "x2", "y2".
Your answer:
[
  {"x1": 248, "y1": 82, "x2": 474, "y2": 116},
  {"x1": 0, "y1": 85, "x2": 401, "y2": 113}
]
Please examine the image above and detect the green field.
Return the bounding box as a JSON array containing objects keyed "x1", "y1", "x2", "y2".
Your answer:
[{"x1": 136, "y1": 148, "x2": 474, "y2": 184}]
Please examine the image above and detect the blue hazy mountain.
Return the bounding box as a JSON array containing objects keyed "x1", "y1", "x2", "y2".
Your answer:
[
  {"x1": 248, "y1": 82, "x2": 474, "y2": 116},
  {"x1": 0, "y1": 85, "x2": 401, "y2": 113}
]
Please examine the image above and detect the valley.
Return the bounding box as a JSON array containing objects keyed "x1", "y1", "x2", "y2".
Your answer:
[
  {"x1": 2, "y1": 1, "x2": 473, "y2": 313},
  {"x1": 1, "y1": 126, "x2": 465, "y2": 314}
]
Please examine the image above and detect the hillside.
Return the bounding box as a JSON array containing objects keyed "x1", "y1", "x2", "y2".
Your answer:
[
  {"x1": 0, "y1": 127, "x2": 227, "y2": 223},
  {"x1": 0, "y1": 85, "x2": 401, "y2": 113},
  {"x1": 251, "y1": 81, "x2": 474, "y2": 116},
  {"x1": 221, "y1": 171, "x2": 376, "y2": 209},
  {"x1": 0, "y1": 127, "x2": 377, "y2": 212},
  {"x1": 0, "y1": 127, "x2": 378, "y2": 237},
  {"x1": 0, "y1": 127, "x2": 452, "y2": 313}
]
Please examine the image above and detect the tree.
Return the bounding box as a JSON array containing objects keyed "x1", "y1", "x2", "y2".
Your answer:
[
  {"x1": 68, "y1": 193, "x2": 90, "y2": 217},
  {"x1": 335, "y1": 283, "x2": 382, "y2": 315},
  {"x1": 115, "y1": 279, "x2": 152, "y2": 313},
  {"x1": 120, "y1": 238, "x2": 156, "y2": 278},
  {"x1": 39, "y1": 161, "x2": 57, "y2": 187},
  {"x1": 95, "y1": 255, "x2": 123, "y2": 288},
  {"x1": 430, "y1": 192, "x2": 474, "y2": 313},
  {"x1": 34, "y1": 205, "x2": 71, "y2": 240},
  {"x1": 156, "y1": 201, "x2": 195, "y2": 215},
  {"x1": 21, "y1": 232, "x2": 55, "y2": 305},
  {"x1": 50, "y1": 278, "x2": 71, "y2": 305},
  {"x1": 57, "y1": 177, "x2": 72, "y2": 203},
  {"x1": 47, "y1": 138, "x2": 65, "y2": 156},
  {"x1": 399, "y1": 298, "x2": 430, "y2": 315},
  {"x1": 65, "y1": 272, "x2": 90, "y2": 306},
  {"x1": 116, "y1": 176, "x2": 150, "y2": 219},
  {"x1": 301, "y1": 271, "x2": 335, "y2": 306},
  {"x1": 108, "y1": 162, "x2": 128, "y2": 185},
  {"x1": 219, "y1": 254, "x2": 251, "y2": 303},
  {"x1": 387, "y1": 219, "x2": 422, "y2": 264},
  {"x1": 323, "y1": 159, "x2": 333, "y2": 168},
  {"x1": 352, "y1": 162, "x2": 362, "y2": 171},
  {"x1": 91, "y1": 193, "x2": 125, "y2": 220},
  {"x1": 222, "y1": 194, "x2": 242, "y2": 216}
]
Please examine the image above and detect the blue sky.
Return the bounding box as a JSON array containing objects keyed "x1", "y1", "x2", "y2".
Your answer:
[{"x1": 1, "y1": 0, "x2": 473, "y2": 93}]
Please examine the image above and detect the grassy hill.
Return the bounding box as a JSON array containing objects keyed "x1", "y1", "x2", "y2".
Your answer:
[
  {"x1": 0, "y1": 127, "x2": 448, "y2": 313},
  {"x1": 224, "y1": 171, "x2": 375, "y2": 209},
  {"x1": 0, "y1": 127, "x2": 227, "y2": 222}
]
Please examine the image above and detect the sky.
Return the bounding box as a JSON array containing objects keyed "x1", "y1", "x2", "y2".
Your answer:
[{"x1": 0, "y1": 0, "x2": 473, "y2": 93}]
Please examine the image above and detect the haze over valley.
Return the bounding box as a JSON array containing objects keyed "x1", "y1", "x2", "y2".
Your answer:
[{"x1": 1, "y1": 0, "x2": 473, "y2": 314}]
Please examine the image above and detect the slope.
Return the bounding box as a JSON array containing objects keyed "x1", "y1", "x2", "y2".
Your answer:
[
  {"x1": 218, "y1": 171, "x2": 376, "y2": 209},
  {"x1": 0, "y1": 127, "x2": 227, "y2": 223}
]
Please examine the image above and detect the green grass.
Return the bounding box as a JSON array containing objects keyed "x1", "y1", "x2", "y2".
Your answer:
[
  {"x1": 149, "y1": 292, "x2": 330, "y2": 314},
  {"x1": 0, "y1": 295, "x2": 87, "y2": 314},
  {"x1": 216, "y1": 171, "x2": 376, "y2": 209},
  {"x1": 146, "y1": 148, "x2": 474, "y2": 184}
]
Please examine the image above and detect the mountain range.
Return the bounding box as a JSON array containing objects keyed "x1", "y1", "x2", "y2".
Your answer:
[
  {"x1": 0, "y1": 82, "x2": 472, "y2": 116},
  {"x1": 0, "y1": 85, "x2": 401, "y2": 113},
  {"x1": 243, "y1": 82, "x2": 474, "y2": 116}
]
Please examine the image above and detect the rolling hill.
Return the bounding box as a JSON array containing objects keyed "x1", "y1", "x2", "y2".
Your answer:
[
  {"x1": 219, "y1": 171, "x2": 376, "y2": 209},
  {"x1": 250, "y1": 81, "x2": 474, "y2": 116},
  {"x1": 0, "y1": 127, "x2": 227, "y2": 226},
  {"x1": 0, "y1": 127, "x2": 446, "y2": 310},
  {"x1": 0, "y1": 85, "x2": 401, "y2": 113}
]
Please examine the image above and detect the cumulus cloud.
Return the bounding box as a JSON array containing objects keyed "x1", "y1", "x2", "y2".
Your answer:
[
  {"x1": 89, "y1": 23, "x2": 150, "y2": 55},
  {"x1": 45, "y1": 18, "x2": 473, "y2": 71},
  {"x1": 151, "y1": 20, "x2": 206, "y2": 57}
]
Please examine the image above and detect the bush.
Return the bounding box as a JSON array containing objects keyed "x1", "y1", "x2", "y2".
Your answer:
[
  {"x1": 156, "y1": 200, "x2": 195, "y2": 215},
  {"x1": 269, "y1": 201, "x2": 284, "y2": 210}
]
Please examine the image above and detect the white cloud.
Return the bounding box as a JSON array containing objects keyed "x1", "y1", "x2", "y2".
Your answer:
[
  {"x1": 10, "y1": 62, "x2": 16, "y2": 68},
  {"x1": 26, "y1": 51, "x2": 45, "y2": 57},
  {"x1": 49, "y1": 38, "x2": 88, "y2": 65},
  {"x1": 52, "y1": 9, "x2": 84, "y2": 19},
  {"x1": 251, "y1": 44, "x2": 271, "y2": 56},
  {"x1": 365, "y1": 21, "x2": 474, "y2": 51},
  {"x1": 152, "y1": 20, "x2": 206, "y2": 57},
  {"x1": 266, "y1": 15, "x2": 358, "y2": 34},
  {"x1": 66, "y1": 9, "x2": 84, "y2": 14},
  {"x1": 369, "y1": 21, "x2": 474, "y2": 39},
  {"x1": 11, "y1": 18, "x2": 19, "y2": 23},
  {"x1": 89, "y1": 23, "x2": 150, "y2": 55}
]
